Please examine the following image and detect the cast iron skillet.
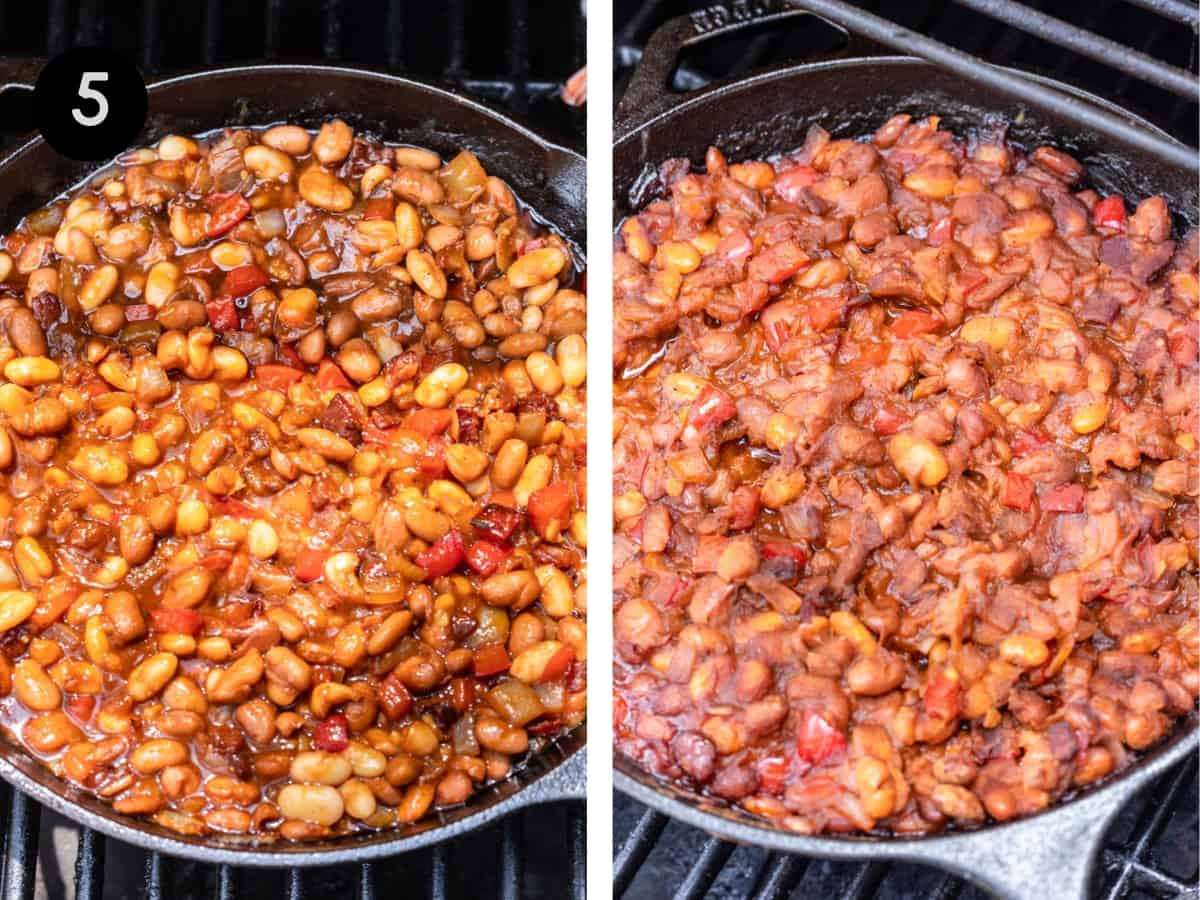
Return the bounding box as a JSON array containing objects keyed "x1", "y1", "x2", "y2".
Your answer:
[
  {"x1": 613, "y1": 4, "x2": 1198, "y2": 899},
  {"x1": 0, "y1": 60, "x2": 586, "y2": 867}
]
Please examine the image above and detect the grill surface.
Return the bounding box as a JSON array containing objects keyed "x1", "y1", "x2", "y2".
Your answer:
[
  {"x1": 612, "y1": 2, "x2": 1199, "y2": 899},
  {"x1": 0, "y1": 2, "x2": 586, "y2": 898}
]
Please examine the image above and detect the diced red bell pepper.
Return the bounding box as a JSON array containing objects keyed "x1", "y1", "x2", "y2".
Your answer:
[
  {"x1": 418, "y1": 437, "x2": 448, "y2": 479},
  {"x1": 150, "y1": 607, "x2": 203, "y2": 635},
  {"x1": 1010, "y1": 428, "x2": 1049, "y2": 456},
  {"x1": 923, "y1": 667, "x2": 962, "y2": 721},
  {"x1": 540, "y1": 644, "x2": 576, "y2": 682},
  {"x1": 197, "y1": 550, "x2": 234, "y2": 571},
  {"x1": 65, "y1": 695, "x2": 96, "y2": 723},
  {"x1": 890, "y1": 309, "x2": 943, "y2": 339},
  {"x1": 1093, "y1": 195, "x2": 1126, "y2": 231},
  {"x1": 124, "y1": 304, "x2": 155, "y2": 322},
  {"x1": 643, "y1": 573, "x2": 689, "y2": 608},
  {"x1": 206, "y1": 295, "x2": 239, "y2": 331},
  {"x1": 316, "y1": 358, "x2": 353, "y2": 391},
  {"x1": 692, "y1": 535, "x2": 728, "y2": 574},
  {"x1": 415, "y1": 529, "x2": 466, "y2": 579},
  {"x1": 280, "y1": 345, "x2": 305, "y2": 368},
  {"x1": 295, "y1": 548, "x2": 329, "y2": 582},
  {"x1": 715, "y1": 230, "x2": 753, "y2": 264},
  {"x1": 795, "y1": 709, "x2": 847, "y2": 767},
  {"x1": 313, "y1": 713, "x2": 350, "y2": 752},
  {"x1": 774, "y1": 164, "x2": 819, "y2": 204},
  {"x1": 473, "y1": 643, "x2": 512, "y2": 678},
  {"x1": 256, "y1": 362, "x2": 304, "y2": 391},
  {"x1": 472, "y1": 504, "x2": 524, "y2": 543},
  {"x1": 612, "y1": 694, "x2": 628, "y2": 729},
  {"x1": 1042, "y1": 483, "x2": 1085, "y2": 513},
  {"x1": 363, "y1": 195, "x2": 395, "y2": 220},
  {"x1": 689, "y1": 385, "x2": 737, "y2": 432},
  {"x1": 214, "y1": 497, "x2": 261, "y2": 518},
  {"x1": 760, "y1": 542, "x2": 807, "y2": 572},
  {"x1": 404, "y1": 407, "x2": 454, "y2": 436},
  {"x1": 527, "y1": 715, "x2": 565, "y2": 736},
  {"x1": 528, "y1": 481, "x2": 573, "y2": 536},
  {"x1": 872, "y1": 403, "x2": 910, "y2": 437},
  {"x1": 758, "y1": 756, "x2": 791, "y2": 795},
  {"x1": 220, "y1": 264, "x2": 270, "y2": 298},
  {"x1": 205, "y1": 192, "x2": 252, "y2": 238},
  {"x1": 466, "y1": 540, "x2": 511, "y2": 576},
  {"x1": 1001, "y1": 471, "x2": 1036, "y2": 511},
  {"x1": 362, "y1": 423, "x2": 398, "y2": 445}
]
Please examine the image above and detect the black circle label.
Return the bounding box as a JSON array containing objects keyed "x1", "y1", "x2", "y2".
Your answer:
[{"x1": 33, "y1": 48, "x2": 148, "y2": 162}]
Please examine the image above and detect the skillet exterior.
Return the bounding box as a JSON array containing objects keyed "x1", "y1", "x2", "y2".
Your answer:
[{"x1": 0, "y1": 63, "x2": 587, "y2": 866}]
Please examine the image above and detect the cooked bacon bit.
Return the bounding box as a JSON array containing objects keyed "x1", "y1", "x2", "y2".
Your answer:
[
  {"x1": 1092, "y1": 195, "x2": 1126, "y2": 231},
  {"x1": 1002, "y1": 471, "x2": 1036, "y2": 511},
  {"x1": 472, "y1": 504, "x2": 524, "y2": 544},
  {"x1": 795, "y1": 710, "x2": 847, "y2": 768},
  {"x1": 313, "y1": 714, "x2": 349, "y2": 752},
  {"x1": 1042, "y1": 483, "x2": 1085, "y2": 513}
]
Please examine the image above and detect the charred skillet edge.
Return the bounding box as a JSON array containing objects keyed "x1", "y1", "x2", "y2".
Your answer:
[
  {"x1": 615, "y1": 721, "x2": 1197, "y2": 900},
  {"x1": 0, "y1": 732, "x2": 583, "y2": 867},
  {"x1": 0, "y1": 61, "x2": 587, "y2": 865}
]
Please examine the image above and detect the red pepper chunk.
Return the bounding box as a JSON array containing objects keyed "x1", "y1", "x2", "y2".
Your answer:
[
  {"x1": 403, "y1": 407, "x2": 454, "y2": 436},
  {"x1": 890, "y1": 309, "x2": 943, "y2": 339},
  {"x1": 795, "y1": 709, "x2": 847, "y2": 767},
  {"x1": 295, "y1": 548, "x2": 329, "y2": 582},
  {"x1": 472, "y1": 504, "x2": 524, "y2": 543},
  {"x1": 528, "y1": 481, "x2": 573, "y2": 537},
  {"x1": 255, "y1": 363, "x2": 304, "y2": 391},
  {"x1": 473, "y1": 644, "x2": 512, "y2": 678},
  {"x1": 872, "y1": 403, "x2": 910, "y2": 437},
  {"x1": 757, "y1": 756, "x2": 791, "y2": 795},
  {"x1": 205, "y1": 295, "x2": 239, "y2": 331},
  {"x1": 1010, "y1": 428, "x2": 1049, "y2": 456},
  {"x1": 416, "y1": 529, "x2": 465, "y2": 579},
  {"x1": 204, "y1": 192, "x2": 251, "y2": 238},
  {"x1": 761, "y1": 542, "x2": 807, "y2": 572},
  {"x1": 220, "y1": 264, "x2": 270, "y2": 298},
  {"x1": 313, "y1": 713, "x2": 349, "y2": 752},
  {"x1": 466, "y1": 540, "x2": 510, "y2": 576},
  {"x1": 1093, "y1": 195, "x2": 1126, "y2": 231},
  {"x1": 773, "y1": 164, "x2": 819, "y2": 204},
  {"x1": 689, "y1": 385, "x2": 736, "y2": 432},
  {"x1": 315, "y1": 358, "x2": 353, "y2": 391},
  {"x1": 923, "y1": 667, "x2": 962, "y2": 721},
  {"x1": 1042, "y1": 483, "x2": 1085, "y2": 513},
  {"x1": 928, "y1": 216, "x2": 954, "y2": 246},
  {"x1": 150, "y1": 608, "x2": 203, "y2": 635},
  {"x1": 692, "y1": 535, "x2": 728, "y2": 574},
  {"x1": 748, "y1": 239, "x2": 809, "y2": 284},
  {"x1": 540, "y1": 645, "x2": 576, "y2": 682},
  {"x1": 1002, "y1": 471, "x2": 1036, "y2": 511}
]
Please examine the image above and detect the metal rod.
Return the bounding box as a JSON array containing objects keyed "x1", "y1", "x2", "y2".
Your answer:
[
  {"x1": 1102, "y1": 760, "x2": 1195, "y2": 899},
  {"x1": 671, "y1": 837, "x2": 735, "y2": 900},
  {"x1": 387, "y1": 0, "x2": 406, "y2": 71},
  {"x1": 951, "y1": 0, "x2": 1198, "y2": 99},
  {"x1": 73, "y1": 829, "x2": 105, "y2": 900},
  {"x1": 324, "y1": 0, "x2": 343, "y2": 58},
  {"x1": 499, "y1": 815, "x2": 522, "y2": 900},
  {"x1": 430, "y1": 842, "x2": 449, "y2": 900},
  {"x1": 614, "y1": 808, "x2": 668, "y2": 897},
  {"x1": 789, "y1": 0, "x2": 1198, "y2": 169},
  {"x1": 284, "y1": 868, "x2": 305, "y2": 900},
  {"x1": 203, "y1": 0, "x2": 221, "y2": 65},
  {"x1": 264, "y1": 0, "x2": 283, "y2": 58},
  {"x1": 508, "y1": 0, "x2": 530, "y2": 113},
  {"x1": 356, "y1": 862, "x2": 376, "y2": 900},
  {"x1": 446, "y1": 0, "x2": 466, "y2": 80},
  {"x1": 567, "y1": 804, "x2": 586, "y2": 900},
  {"x1": 751, "y1": 855, "x2": 805, "y2": 900},
  {"x1": 214, "y1": 864, "x2": 236, "y2": 900},
  {"x1": 2, "y1": 791, "x2": 38, "y2": 900},
  {"x1": 842, "y1": 862, "x2": 888, "y2": 900},
  {"x1": 1123, "y1": 0, "x2": 1200, "y2": 28},
  {"x1": 46, "y1": 0, "x2": 69, "y2": 56},
  {"x1": 143, "y1": 851, "x2": 170, "y2": 900}
]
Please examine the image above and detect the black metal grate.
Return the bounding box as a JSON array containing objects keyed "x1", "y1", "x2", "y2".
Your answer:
[
  {"x1": 0, "y1": 3, "x2": 586, "y2": 899},
  {"x1": 613, "y1": 2, "x2": 1199, "y2": 898}
]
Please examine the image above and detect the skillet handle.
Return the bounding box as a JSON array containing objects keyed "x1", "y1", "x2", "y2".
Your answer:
[
  {"x1": 615, "y1": 0, "x2": 876, "y2": 141},
  {"x1": 509, "y1": 747, "x2": 587, "y2": 806},
  {"x1": 906, "y1": 785, "x2": 1123, "y2": 900}
]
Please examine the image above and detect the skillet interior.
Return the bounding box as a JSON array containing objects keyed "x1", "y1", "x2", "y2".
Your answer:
[
  {"x1": 0, "y1": 64, "x2": 587, "y2": 866},
  {"x1": 613, "y1": 55, "x2": 1199, "y2": 854}
]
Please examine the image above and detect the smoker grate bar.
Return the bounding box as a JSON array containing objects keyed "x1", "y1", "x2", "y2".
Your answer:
[
  {"x1": 671, "y1": 837, "x2": 735, "y2": 900},
  {"x1": 1122, "y1": 0, "x2": 1200, "y2": 28},
  {"x1": 74, "y1": 828, "x2": 104, "y2": 900},
  {"x1": 615, "y1": 808, "x2": 668, "y2": 896},
  {"x1": 507, "y1": 0, "x2": 530, "y2": 114},
  {"x1": 1102, "y1": 758, "x2": 1197, "y2": 900},
  {"x1": 446, "y1": 0, "x2": 466, "y2": 80},
  {"x1": 950, "y1": 0, "x2": 1199, "y2": 98},
  {"x1": 144, "y1": 851, "x2": 169, "y2": 900},
  {"x1": 285, "y1": 867, "x2": 304, "y2": 900},
  {"x1": 750, "y1": 853, "x2": 804, "y2": 900},
  {"x1": 216, "y1": 863, "x2": 236, "y2": 900},
  {"x1": 356, "y1": 861, "x2": 374, "y2": 900},
  {"x1": 926, "y1": 871, "x2": 965, "y2": 900},
  {"x1": 431, "y1": 839, "x2": 449, "y2": 900},
  {"x1": 568, "y1": 805, "x2": 587, "y2": 900},
  {"x1": 500, "y1": 813, "x2": 522, "y2": 900},
  {"x1": 2, "y1": 788, "x2": 37, "y2": 900},
  {"x1": 324, "y1": 0, "x2": 343, "y2": 58}
]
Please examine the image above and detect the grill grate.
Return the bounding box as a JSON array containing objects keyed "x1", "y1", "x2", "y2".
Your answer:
[
  {"x1": 0, "y1": 2, "x2": 586, "y2": 898},
  {"x1": 613, "y1": 1, "x2": 1198, "y2": 898}
]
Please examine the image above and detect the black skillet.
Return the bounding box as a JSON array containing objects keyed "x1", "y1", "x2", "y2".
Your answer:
[
  {"x1": 613, "y1": 4, "x2": 1198, "y2": 899},
  {"x1": 0, "y1": 60, "x2": 586, "y2": 866}
]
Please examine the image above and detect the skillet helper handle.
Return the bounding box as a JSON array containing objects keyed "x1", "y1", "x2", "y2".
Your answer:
[
  {"x1": 510, "y1": 747, "x2": 587, "y2": 806},
  {"x1": 615, "y1": 0, "x2": 876, "y2": 141},
  {"x1": 911, "y1": 786, "x2": 1123, "y2": 900}
]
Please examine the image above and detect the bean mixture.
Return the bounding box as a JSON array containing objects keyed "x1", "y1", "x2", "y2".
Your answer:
[
  {"x1": 0, "y1": 120, "x2": 586, "y2": 840},
  {"x1": 613, "y1": 115, "x2": 1197, "y2": 835}
]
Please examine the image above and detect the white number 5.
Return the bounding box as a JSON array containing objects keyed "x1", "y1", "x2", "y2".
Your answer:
[{"x1": 72, "y1": 72, "x2": 110, "y2": 127}]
